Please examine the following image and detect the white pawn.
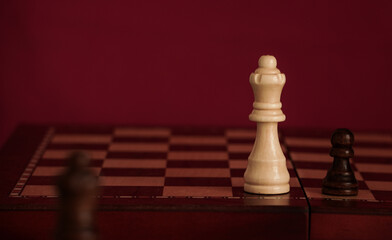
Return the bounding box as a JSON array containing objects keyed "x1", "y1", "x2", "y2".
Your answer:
[{"x1": 243, "y1": 55, "x2": 290, "y2": 195}]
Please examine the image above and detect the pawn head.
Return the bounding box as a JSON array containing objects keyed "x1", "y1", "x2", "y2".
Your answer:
[{"x1": 331, "y1": 128, "x2": 354, "y2": 147}]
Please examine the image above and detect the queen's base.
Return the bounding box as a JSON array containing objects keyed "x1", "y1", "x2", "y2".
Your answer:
[{"x1": 244, "y1": 183, "x2": 290, "y2": 195}]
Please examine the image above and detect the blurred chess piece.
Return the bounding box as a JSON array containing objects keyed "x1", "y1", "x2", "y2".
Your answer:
[
  {"x1": 244, "y1": 55, "x2": 290, "y2": 194},
  {"x1": 56, "y1": 151, "x2": 98, "y2": 240},
  {"x1": 322, "y1": 128, "x2": 358, "y2": 196}
]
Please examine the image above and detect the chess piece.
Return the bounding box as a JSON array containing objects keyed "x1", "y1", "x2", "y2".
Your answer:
[
  {"x1": 56, "y1": 151, "x2": 98, "y2": 240},
  {"x1": 244, "y1": 55, "x2": 290, "y2": 195},
  {"x1": 322, "y1": 128, "x2": 358, "y2": 196}
]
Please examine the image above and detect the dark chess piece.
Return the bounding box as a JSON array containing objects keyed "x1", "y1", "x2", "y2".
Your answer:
[
  {"x1": 322, "y1": 128, "x2": 358, "y2": 196},
  {"x1": 56, "y1": 151, "x2": 98, "y2": 240}
]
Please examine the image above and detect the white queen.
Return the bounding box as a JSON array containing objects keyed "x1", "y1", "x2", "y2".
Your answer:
[{"x1": 244, "y1": 55, "x2": 290, "y2": 195}]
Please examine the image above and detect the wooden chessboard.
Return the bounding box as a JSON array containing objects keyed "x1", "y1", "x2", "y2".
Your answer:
[
  {"x1": 0, "y1": 125, "x2": 391, "y2": 240},
  {"x1": 9, "y1": 126, "x2": 305, "y2": 199}
]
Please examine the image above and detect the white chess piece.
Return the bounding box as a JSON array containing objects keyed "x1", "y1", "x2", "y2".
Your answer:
[{"x1": 244, "y1": 55, "x2": 290, "y2": 194}]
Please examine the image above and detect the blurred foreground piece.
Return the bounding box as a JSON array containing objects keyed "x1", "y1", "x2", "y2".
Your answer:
[
  {"x1": 322, "y1": 129, "x2": 358, "y2": 196},
  {"x1": 244, "y1": 55, "x2": 290, "y2": 194},
  {"x1": 56, "y1": 151, "x2": 98, "y2": 240}
]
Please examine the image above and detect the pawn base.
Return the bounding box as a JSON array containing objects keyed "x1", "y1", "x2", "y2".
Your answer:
[
  {"x1": 322, "y1": 186, "x2": 358, "y2": 196},
  {"x1": 244, "y1": 183, "x2": 290, "y2": 195}
]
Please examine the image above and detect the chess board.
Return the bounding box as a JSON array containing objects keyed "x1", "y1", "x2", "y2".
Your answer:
[
  {"x1": 9, "y1": 126, "x2": 305, "y2": 200},
  {"x1": 0, "y1": 125, "x2": 391, "y2": 240}
]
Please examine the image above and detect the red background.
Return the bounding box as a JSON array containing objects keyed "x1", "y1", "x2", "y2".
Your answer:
[{"x1": 1, "y1": 0, "x2": 391, "y2": 147}]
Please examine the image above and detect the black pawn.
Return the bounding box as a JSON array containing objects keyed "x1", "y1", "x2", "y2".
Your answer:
[
  {"x1": 322, "y1": 128, "x2": 358, "y2": 196},
  {"x1": 56, "y1": 151, "x2": 98, "y2": 240}
]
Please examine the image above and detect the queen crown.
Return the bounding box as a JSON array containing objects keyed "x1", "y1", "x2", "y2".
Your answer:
[{"x1": 249, "y1": 55, "x2": 286, "y2": 122}]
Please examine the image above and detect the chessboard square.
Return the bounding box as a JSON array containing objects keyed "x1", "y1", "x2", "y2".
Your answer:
[
  {"x1": 281, "y1": 145, "x2": 288, "y2": 154},
  {"x1": 228, "y1": 153, "x2": 248, "y2": 160},
  {"x1": 305, "y1": 187, "x2": 375, "y2": 200},
  {"x1": 51, "y1": 134, "x2": 112, "y2": 144},
  {"x1": 297, "y1": 169, "x2": 363, "y2": 181},
  {"x1": 371, "y1": 190, "x2": 392, "y2": 201},
  {"x1": 232, "y1": 187, "x2": 246, "y2": 197},
  {"x1": 231, "y1": 177, "x2": 244, "y2": 187},
  {"x1": 165, "y1": 168, "x2": 230, "y2": 177},
  {"x1": 101, "y1": 186, "x2": 163, "y2": 196},
  {"x1": 107, "y1": 152, "x2": 166, "y2": 159},
  {"x1": 356, "y1": 147, "x2": 392, "y2": 158},
  {"x1": 286, "y1": 160, "x2": 293, "y2": 169},
  {"x1": 366, "y1": 181, "x2": 392, "y2": 191},
  {"x1": 114, "y1": 128, "x2": 170, "y2": 137},
  {"x1": 167, "y1": 160, "x2": 228, "y2": 168},
  {"x1": 227, "y1": 138, "x2": 254, "y2": 144},
  {"x1": 100, "y1": 176, "x2": 165, "y2": 186},
  {"x1": 163, "y1": 186, "x2": 233, "y2": 197},
  {"x1": 21, "y1": 185, "x2": 56, "y2": 196},
  {"x1": 285, "y1": 137, "x2": 330, "y2": 148},
  {"x1": 33, "y1": 167, "x2": 101, "y2": 176},
  {"x1": 290, "y1": 152, "x2": 331, "y2": 163},
  {"x1": 290, "y1": 177, "x2": 301, "y2": 187},
  {"x1": 356, "y1": 163, "x2": 392, "y2": 173},
  {"x1": 226, "y1": 129, "x2": 255, "y2": 138},
  {"x1": 169, "y1": 136, "x2": 227, "y2": 145},
  {"x1": 296, "y1": 169, "x2": 326, "y2": 179},
  {"x1": 354, "y1": 156, "x2": 392, "y2": 164},
  {"x1": 27, "y1": 176, "x2": 58, "y2": 185},
  {"x1": 294, "y1": 161, "x2": 340, "y2": 170},
  {"x1": 103, "y1": 159, "x2": 166, "y2": 168},
  {"x1": 361, "y1": 172, "x2": 392, "y2": 181},
  {"x1": 169, "y1": 145, "x2": 226, "y2": 151},
  {"x1": 112, "y1": 136, "x2": 168, "y2": 143},
  {"x1": 168, "y1": 151, "x2": 228, "y2": 160},
  {"x1": 42, "y1": 150, "x2": 107, "y2": 160},
  {"x1": 230, "y1": 169, "x2": 245, "y2": 177},
  {"x1": 289, "y1": 147, "x2": 329, "y2": 154},
  {"x1": 100, "y1": 168, "x2": 165, "y2": 177},
  {"x1": 288, "y1": 169, "x2": 296, "y2": 178},
  {"x1": 109, "y1": 143, "x2": 169, "y2": 152},
  {"x1": 229, "y1": 160, "x2": 247, "y2": 169},
  {"x1": 355, "y1": 133, "x2": 392, "y2": 143},
  {"x1": 165, "y1": 177, "x2": 231, "y2": 186},
  {"x1": 227, "y1": 144, "x2": 253, "y2": 153}
]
